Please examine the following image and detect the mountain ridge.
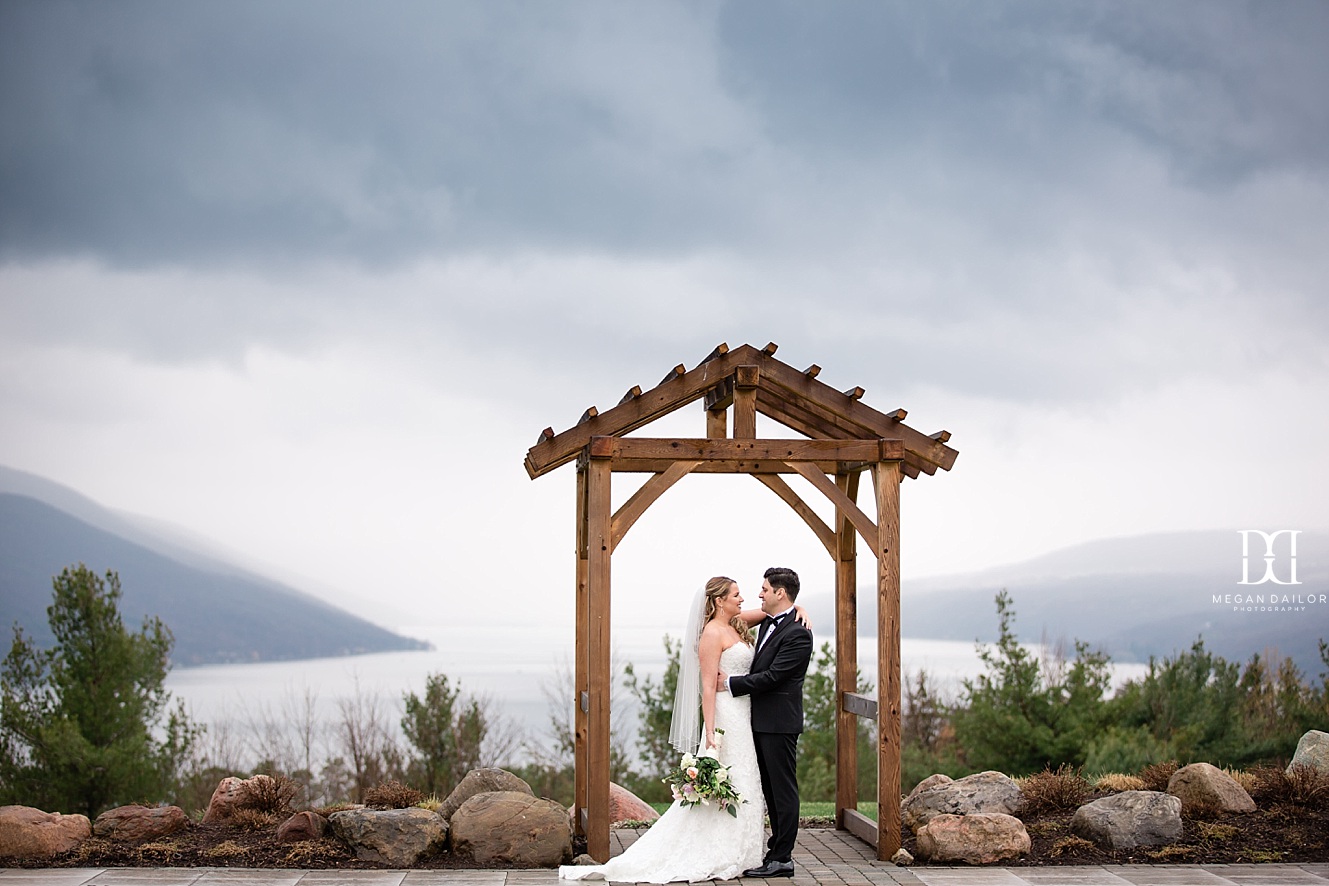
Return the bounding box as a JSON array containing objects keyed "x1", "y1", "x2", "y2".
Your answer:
[{"x1": 0, "y1": 482, "x2": 430, "y2": 666}]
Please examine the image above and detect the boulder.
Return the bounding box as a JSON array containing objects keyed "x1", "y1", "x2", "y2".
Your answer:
[
  {"x1": 915, "y1": 813, "x2": 1030, "y2": 865},
  {"x1": 0, "y1": 806, "x2": 91, "y2": 859},
  {"x1": 905, "y1": 774, "x2": 953, "y2": 803},
  {"x1": 901, "y1": 770, "x2": 1023, "y2": 832},
  {"x1": 277, "y1": 811, "x2": 328, "y2": 843},
  {"x1": 450, "y1": 790, "x2": 571, "y2": 867},
  {"x1": 438, "y1": 768, "x2": 534, "y2": 823},
  {"x1": 1289, "y1": 730, "x2": 1329, "y2": 774},
  {"x1": 1167, "y1": 762, "x2": 1256, "y2": 813},
  {"x1": 202, "y1": 774, "x2": 277, "y2": 823},
  {"x1": 329, "y1": 808, "x2": 448, "y2": 866},
  {"x1": 609, "y1": 782, "x2": 659, "y2": 824},
  {"x1": 1071, "y1": 791, "x2": 1182, "y2": 850},
  {"x1": 93, "y1": 805, "x2": 190, "y2": 843}
]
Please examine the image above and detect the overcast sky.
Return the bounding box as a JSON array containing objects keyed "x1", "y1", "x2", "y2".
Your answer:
[{"x1": 2, "y1": 1, "x2": 1326, "y2": 637}]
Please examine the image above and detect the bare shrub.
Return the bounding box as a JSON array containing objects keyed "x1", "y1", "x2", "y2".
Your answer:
[
  {"x1": 1138, "y1": 760, "x2": 1179, "y2": 792},
  {"x1": 1019, "y1": 765, "x2": 1091, "y2": 817},
  {"x1": 237, "y1": 774, "x2": 300, "y2": 814},
  {"x1": 363, "y1": 779, "x2": 424, "y2": 809},
  {"x1": 228, "y1": 807, "x2": 281, "y2": 831},
  {"x1": 1250, "y1": 763, "x2": 1329, "y2": 810}
]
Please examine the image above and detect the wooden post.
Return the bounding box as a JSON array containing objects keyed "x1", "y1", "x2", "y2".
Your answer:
[
  {"x1": 585, "y1": 443, "x2": 614, "y2": 862},
  {"x1": 873, "y1": 459, "x2": 903, "y2": 859},
  {"x1": 733, "y1": 365, "x2": 758, "y2": 438},
  {"x1": 707, "y1": 407, "x2": 727, "y2": 439},
  {"x1": 573, "y1": 463, "x2": 589, "y2": 838},
  {"x1": 835, "y1": 471, "x2": 860, "y2": 828}
]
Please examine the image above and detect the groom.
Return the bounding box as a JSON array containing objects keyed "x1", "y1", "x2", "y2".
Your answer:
[{"x1": 719, "y1": 567, "x2": 813, "y2": 878}]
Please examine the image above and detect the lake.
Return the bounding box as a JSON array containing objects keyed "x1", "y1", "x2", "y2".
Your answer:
[{"x1": 164, "y1": 621, "x2": 1150, "y2": 771}]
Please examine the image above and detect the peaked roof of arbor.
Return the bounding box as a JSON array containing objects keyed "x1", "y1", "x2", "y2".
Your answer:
[{"x1": 525, "y1": 342, "x2": 958, "y2": 480}]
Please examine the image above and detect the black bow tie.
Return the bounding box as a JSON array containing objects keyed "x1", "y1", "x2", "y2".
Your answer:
[{"x1": 763, "y1": 615, "x2": 784, "y2": 628}]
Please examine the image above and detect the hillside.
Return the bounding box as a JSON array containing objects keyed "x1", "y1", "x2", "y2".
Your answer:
[
  {"x1": 0, "y1": 489, "x2": 430, "y2": 666},
  {"x1": 900, "y1": 530, "x2": 1329, "y2": 676}
]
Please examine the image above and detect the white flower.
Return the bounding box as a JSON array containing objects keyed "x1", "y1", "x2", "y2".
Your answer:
[
  {"x1": 711, "y1": 732, "x2": 724, "y2": 749},
  {"x1": 716, "y1": 768, "x2": 729, "y2": 784},
  {"x1": 681, "y1": 753, "x2": 697, "y2": 769}
]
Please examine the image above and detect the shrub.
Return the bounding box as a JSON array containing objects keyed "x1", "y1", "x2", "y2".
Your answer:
[
  {"x1": 238, "y1": 774, "x2": 300, "y2": 814},
  {"x1": 363, "y1": 779, "x2": 424, "y2": 809},
  {"x1": 1019, "y1": 765, "x2": 1092, "y2": 816},
  {"x1": 1138, "y1": 760, "x2": 1179, "y2": 792},
  {"x1": 229, "y1": 808, "x2": 280, "y2": 830},
  {"x1": 1249, "y1": 763, "x2": 1329, "y2": 810}
]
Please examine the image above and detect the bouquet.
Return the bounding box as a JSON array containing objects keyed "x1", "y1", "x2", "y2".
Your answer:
[{"x1": 662, "y1": 732, "x2": 744, "y2": 818}]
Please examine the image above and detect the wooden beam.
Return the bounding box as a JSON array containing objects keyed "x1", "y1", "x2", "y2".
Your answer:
[
  {"x1": 733, "y1": 365, "x2": 758, "y2": 439},
  {"x1": 751, "y1": 474, "x2": 836, "y2": 558},
  {"x1": 886, "y1": 409, "x2": 907, "y2": 421},
  {"x1": 592, "y1": 437, "x2": 893, "y2": 463},
  {"x1": 703, "y1": 378, "x2": 734, "y2": 412},
  {"x1": 873, "y1": 459, "x2": 903, "y2": 860},
  {"x1": 835, "y1": 471, "x2": 860, "y2": 830},
  {"x1": 804, "y1": 364, "x2": 821, "y2": 378},
  {"x1": 585, "y1": 452, "x2": 613, "y2": 862},
  {"x1": 607, "y1": 458, "x2": 856, "y2": 475},
  {"x1": 930, "y1": 429, "x2": 952, "y2": 444},
  {"x1": 525, "y1": 344, "x2": 764, "y2": 479},
  {"x1": 578, "y1": 406, "x2": 598, "y2": 425},
  {"x1": 762, "y1": 342, "x2": 778, "y2": 356},
  {"x1": 844, "y1": 386, "x2": 865, "y2": 401},
  {"x1": 843, "y1": 692, "x2": 879, "y2": 719},
  {"x1": 843, "y1": 809, "x2": 878, "y2": 849},
  {"x1": 537, "y1": 427, "x2": 555, "y2": 445},
  {"x1": 610, "y1": 462, "x2": 701, "y2": 553},
  {"x1": 789, "y1": 462, "x2": 880, "y2": 555}
]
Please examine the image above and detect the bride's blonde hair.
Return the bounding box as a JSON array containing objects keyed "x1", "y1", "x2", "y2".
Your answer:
[{"x1": 703, "y1": 576, "x2": 753, "y2": 646}]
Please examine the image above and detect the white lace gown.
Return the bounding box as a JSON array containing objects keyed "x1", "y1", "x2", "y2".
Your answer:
[{"x1": 560, "y1": 642, "x2": 765, "y2": 883}]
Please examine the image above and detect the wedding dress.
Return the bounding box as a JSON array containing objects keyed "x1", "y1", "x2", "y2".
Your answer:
[{"x1": 559, "y1": 642, "x2": 765, "y2": 883}]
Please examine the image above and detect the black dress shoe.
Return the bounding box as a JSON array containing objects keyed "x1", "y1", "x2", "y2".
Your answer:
[{"x1": 743, "y1": 860, "x2": 794, "y2": 878}]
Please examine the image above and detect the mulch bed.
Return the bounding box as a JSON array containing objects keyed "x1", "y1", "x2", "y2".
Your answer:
[{"x1": 6, "y1": 800, "x2": 1326, "y2": 870}]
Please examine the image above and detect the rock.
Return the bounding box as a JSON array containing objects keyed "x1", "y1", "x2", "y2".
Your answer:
[
  {"x1": 93, "y1": 805, "x2": 190, "y2": 843},
  {"x1": 328, "y1": 808, "x2": 448, "y2": 866},
  {"x1": 438, "y1": 768, "x2": 534, "y2": 823},
  {"x1": 609, "y1": 782, "x2": 659, "y2": 824},
  {"x1": 1071, "y1": 791, "x2": 1183, "y2": 850},
  {"x1": 890, "y1": 847, "x2": 914, "y2": 865},
  {"x1": 1167, "y1": 762, "x2": 1256, "y2": 813},
  {"x1": 202, "y1": 774, "x2": 277, "y2": 823},
  {"x1": 1289, "y1": 730, "x2": 1329, "y2": 774},
  {"x1": 915, "y1": 813, "x2": 1030, "y2": 865},
  {"x1": 901, "y1": 770, "x2": 1023, "y2": 832},
  {"x1": 277, "y1": 811, "x2": 328, "y2": 843},
  {"x1": 570, "y1": 853, "x2": 598, "y2": 865},
  {"x1": 0, "y1": 806, "x2": 92, "y2": 859},
  {"x1": 450, "y1": 790, "x2": 572, "y2": 867},
  {"x1": 905, "y1": 774, "x2": 953, "y2": 803}
]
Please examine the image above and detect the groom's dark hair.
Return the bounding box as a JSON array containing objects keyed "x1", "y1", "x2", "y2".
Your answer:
[{"x1": 764, "y1": 566, "x2": 800, "y2": 601}]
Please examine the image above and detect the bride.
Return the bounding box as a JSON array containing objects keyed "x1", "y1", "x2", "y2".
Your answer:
[{"x1": 560, "y1": 576, "x2": 804, "y2": 883}]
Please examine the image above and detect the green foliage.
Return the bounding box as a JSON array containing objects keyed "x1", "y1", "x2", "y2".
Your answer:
[
  {"x1": 0, "y1": 564, "x2": 199, "y2": 816},
  {"x1": 951, "y1": 590, "x2": 1112, "y2": 776},
  {"x1": 1101, "y1": 638, "x2": 1327, "y2": 769},
  {"x1": 798, "y1": 642, "x2": 877, "y2": 802},
  {"x1": 623, "y1": 635, "x2": 681, "y2": 802},
  {"x1": 400, "y1": 672, "x2": 486, "y2": 796}
]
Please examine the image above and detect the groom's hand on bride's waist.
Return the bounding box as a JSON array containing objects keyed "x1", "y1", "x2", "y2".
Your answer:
[{"x1": 717, "y1": 671, "x2": 729, "y2": 692}]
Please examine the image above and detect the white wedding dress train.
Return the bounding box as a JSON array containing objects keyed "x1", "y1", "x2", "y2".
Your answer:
[{"x1": 559, "y1": 642, "x2": 765, "y2": 883}]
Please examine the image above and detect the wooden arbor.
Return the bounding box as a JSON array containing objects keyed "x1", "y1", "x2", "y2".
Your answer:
[{"x1": 524, "y1": 342, "x2": 957, "y2": 862}]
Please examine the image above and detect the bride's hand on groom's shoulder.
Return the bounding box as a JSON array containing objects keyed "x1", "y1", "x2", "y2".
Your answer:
[{"x1": 794, "y1": 605, "x2": 812, "y2": 629}]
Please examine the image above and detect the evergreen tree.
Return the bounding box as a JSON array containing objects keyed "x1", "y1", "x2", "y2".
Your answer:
[
  {"x1": 0, "y1": 564, "x2": 199, "y2": 816},
  {"x1": 951, "y1": 590, "x2": 1111, "y2": 775},
  {"x1": 623, "y1": 635, "x2": 681, "y2": 801},
  {"x1": 401, "y1": 672, "x2": 486, "y2": 796},
  {"x1": 798, "y1": 641, "x2": 878, "y2": 802}
]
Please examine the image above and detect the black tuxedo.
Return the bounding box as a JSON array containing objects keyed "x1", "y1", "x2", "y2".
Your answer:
[{"x1": 728, "y1": 613, "x2": 813, "y2": 864}]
